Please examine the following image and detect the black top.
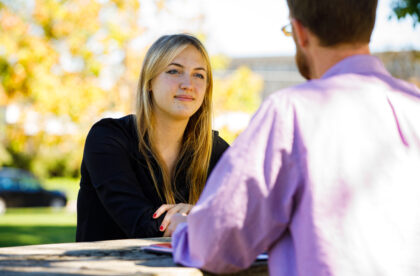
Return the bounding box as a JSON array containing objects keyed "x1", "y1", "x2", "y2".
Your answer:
[{"x1": 76, "y1": 115, "x2": 229, "y2": 242}]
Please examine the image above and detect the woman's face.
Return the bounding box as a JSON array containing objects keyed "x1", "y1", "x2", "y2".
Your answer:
[{"x1": 150, "y1": 45, "x2": 208, "y2": 122}]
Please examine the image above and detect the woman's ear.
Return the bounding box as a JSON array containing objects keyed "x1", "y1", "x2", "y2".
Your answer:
[
  {"x1": 147, "y1": 80, "x2": 153, "y2": 93},
  {"x1": 291, "y1": 18, "x2": 309, "y2": 49}
]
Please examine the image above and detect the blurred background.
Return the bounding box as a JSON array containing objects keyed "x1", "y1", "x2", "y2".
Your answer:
[{"x1": 0, "y1": 0, "x2": 419, "y2": 247}]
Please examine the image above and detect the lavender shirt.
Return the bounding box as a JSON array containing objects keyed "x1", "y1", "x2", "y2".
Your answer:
[{"x1": 172, "y1": 55, "x2": 420, "y2": 275}]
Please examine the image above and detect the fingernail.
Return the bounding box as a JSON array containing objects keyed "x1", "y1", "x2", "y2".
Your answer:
[
  {"x1": 159, "y1": 226, "x2": 164, "y2": 231},
  {"x1": 153, "y1": 213, "x2": 157, "y2": 218}
]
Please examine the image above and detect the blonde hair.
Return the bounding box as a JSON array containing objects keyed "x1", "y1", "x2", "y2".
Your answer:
[{"x1": 135, "y1": 34, "x2": 213, "y2": 204}]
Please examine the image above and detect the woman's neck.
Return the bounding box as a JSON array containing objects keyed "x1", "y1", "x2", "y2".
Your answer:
[{"x1": 152, "y1": 116, "x2": 189, "y2": 174}]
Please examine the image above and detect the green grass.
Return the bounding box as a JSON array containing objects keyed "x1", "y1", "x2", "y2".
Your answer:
[
  {"x1": 0, "y1": 225, "x2": 76, "y2": 247},
  {"x1": 0, "y1": 208, "x2": 77, "y2": 247},
  {"x1": 0, "y1": 177, "x2": 80, "y2": 247},
  {"x1": 0, "y1": 207, "x2": 76, "y2": 226}
]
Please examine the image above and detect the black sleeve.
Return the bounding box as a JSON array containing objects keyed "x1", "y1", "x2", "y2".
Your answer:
[
  {"x1": 83, "y1": 120, "x2": 164, "y2": 238},
  {"x1": 209, "y1": 131, "x2": 230, "y2": 173}
]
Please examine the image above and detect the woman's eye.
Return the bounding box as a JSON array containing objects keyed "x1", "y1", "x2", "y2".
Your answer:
[
  {"x1": 166, "y1": 69, "x2": 179, "y2": 74},
  {"x1": 194, "y1": 73, "x2": 205, "y2": 79}
]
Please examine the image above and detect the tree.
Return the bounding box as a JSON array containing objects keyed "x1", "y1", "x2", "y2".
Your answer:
[
  {"x1": 391, "y1": 0, "x2": 420, "y2": 26},
  {"x1": 0, "y1": 0, "x2": 144, "y2": 177},
  {"x1": 212, "y1": 58, "x2": 264, "y2": 143},
  {"x1": 0, "y1": 0, "x2": 264, "y2": 177}
]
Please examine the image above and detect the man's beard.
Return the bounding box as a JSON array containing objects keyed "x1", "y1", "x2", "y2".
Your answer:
[{"x1": 295, "y1": 44, "x2": 311, "y2": 80}]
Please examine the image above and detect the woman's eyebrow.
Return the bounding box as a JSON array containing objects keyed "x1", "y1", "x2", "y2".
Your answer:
[{"x1": 168, "y1": 62, "x2": 206, "y2": 71}]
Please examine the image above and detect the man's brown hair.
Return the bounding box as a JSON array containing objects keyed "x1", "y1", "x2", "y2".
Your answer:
[{"x1": 286, "y1": 0, "x2": 378, "y2": 46}]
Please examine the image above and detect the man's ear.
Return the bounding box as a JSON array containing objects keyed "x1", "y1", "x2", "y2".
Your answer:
[{"x1": 291, "y1": 18, "x2": 309, "y2": 48}]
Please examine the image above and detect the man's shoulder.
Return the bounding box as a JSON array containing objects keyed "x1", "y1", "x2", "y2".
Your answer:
[
  {"x1": 269, "y1": 79, "x2": 326, "y2": 96},
  {"x1": 265, "y1": 81, "x2": 323, "y2": 104}
]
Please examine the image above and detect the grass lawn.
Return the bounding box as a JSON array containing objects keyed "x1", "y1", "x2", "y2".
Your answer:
[
  {"x1": 0, "y1": 178, "x2": 79, "y2": 247},
  {"x1": 0, "y1": 208, "x2": 77, "y2": 247}
]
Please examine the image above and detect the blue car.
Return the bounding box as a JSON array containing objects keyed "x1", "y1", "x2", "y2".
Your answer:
[{"x1": 0, "y1": 168, "x2": 67, "y2": 214}]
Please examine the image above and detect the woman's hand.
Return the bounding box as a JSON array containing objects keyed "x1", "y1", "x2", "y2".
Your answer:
[
  {"x1": 153, "y1": 203, "x2": 192, "y2": 234},
  {"x1": 164, "y1": 213, "x2": 187, "y2": 237}
]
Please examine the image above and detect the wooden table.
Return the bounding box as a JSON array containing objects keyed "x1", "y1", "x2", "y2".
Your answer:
[{"x1": 0, "y1": 238, "x2": 268, "y2": 275}]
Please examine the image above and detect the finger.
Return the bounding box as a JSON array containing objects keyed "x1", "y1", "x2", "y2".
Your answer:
[
  {"x1": 153, "y1": 204, "x2": 175, "y2": 219},
  {"x1": 163, "y1": 225, "x2": 173, "y2": 237},
  {"x1": 164, "y1": 214, "x2": 187, "y2": 237},
  {"x1": 163, "y1": 217, "x2": 178, "y2": 237},
  {"x1": 171, "y1": 203, "x2": 190, "y2": 214},
  {"x1": 159, "y1": 205, "x2": 183, "y2": 231},
  {"x1": 178, "y1": 205, "x2": 192, "y2": 215},
  {"x1": 185, "y1": 204, "x2": 193, "y2": 214}
]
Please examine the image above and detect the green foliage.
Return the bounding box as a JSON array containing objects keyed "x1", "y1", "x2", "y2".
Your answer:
[
  {"x1": 211, "y1": 54, "x2": 231, "y2": 70},
  {"x1": 214, "y1": 66, "x2": 263, "y2": 114},
  {"x1": 391, "y1": 0, "x2": 420, "y2": 26},
  {"x1": 0, "y1": 0, "x2": 143, "y2": 176},
  {"x1": 0, "y1": 142, "x2": 12, "y2": 167},
  {"x1": 0, "y1": 0, "x2": 264, "y2": 176},
  {"x1": 43, "y1": 177, "x2": 80, "y2": 201},
  {"x1": 213, "y1": 65, "x2": 264, "y2": 143}
]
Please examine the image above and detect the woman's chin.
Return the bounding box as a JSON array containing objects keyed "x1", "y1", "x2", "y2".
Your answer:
[
  {"x1": 167, "y1": 111, "x2": 196, "y2": 122},
  {"x1": 168, "y1": 107, "x2": 200, "y2": 121}
]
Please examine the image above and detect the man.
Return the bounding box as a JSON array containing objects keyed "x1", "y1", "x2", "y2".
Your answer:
[{"x1": 168, "y1": 0, "x2": 420, "y2": 275}]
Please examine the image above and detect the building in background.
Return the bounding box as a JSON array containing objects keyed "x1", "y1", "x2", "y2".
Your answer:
[{"x1": 221, "y1": 51, "x2": 420, "y2": 99}]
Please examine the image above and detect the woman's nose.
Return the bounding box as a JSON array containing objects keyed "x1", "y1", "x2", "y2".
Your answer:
[{"x1": 180, "y1": 75, "x2": 193, "y2": 91}]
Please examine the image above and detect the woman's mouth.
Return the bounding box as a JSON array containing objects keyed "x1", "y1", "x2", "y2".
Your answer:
[{"x1": 174, "y1": 95, "x2": 194, "y2": 101}]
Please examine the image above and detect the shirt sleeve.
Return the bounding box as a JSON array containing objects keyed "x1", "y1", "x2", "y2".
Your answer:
[
  {"x1": 83, "y1": 119, "x2": 164, "y2": 238},
  {"x1": 172, "y1": 94, "x2": 302, "y2": 273}
]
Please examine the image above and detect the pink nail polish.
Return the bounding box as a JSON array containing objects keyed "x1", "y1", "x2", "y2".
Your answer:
[{"x1": 159, "y1": 226, "x2": 164, "y2": 231}]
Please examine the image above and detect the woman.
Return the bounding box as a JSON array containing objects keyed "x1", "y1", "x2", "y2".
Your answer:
[{"x1": 76, "y1": 34, "x2": 229, "y2": 241}]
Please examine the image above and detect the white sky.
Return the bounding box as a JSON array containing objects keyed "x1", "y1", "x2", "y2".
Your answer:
[{"x1": 198, "y1": 0, "x2": 420, "y2": 57}]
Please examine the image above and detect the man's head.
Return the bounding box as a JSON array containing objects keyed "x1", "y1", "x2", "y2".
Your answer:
[
  {"x1": 286, "y1": 0, "x2": 378, "y2": 47},
  {"x1": 286, "y1": 0, "x2": 378, "y2": 80}
]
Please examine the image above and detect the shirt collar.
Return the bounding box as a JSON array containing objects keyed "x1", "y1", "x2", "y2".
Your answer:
[{"x1": 321, "y1": 54, "x2": 391, "y2": 80}]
